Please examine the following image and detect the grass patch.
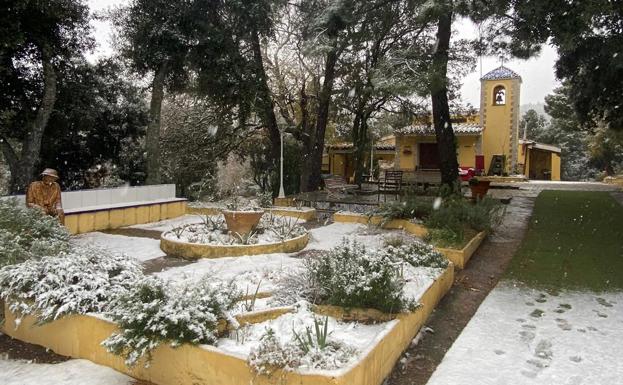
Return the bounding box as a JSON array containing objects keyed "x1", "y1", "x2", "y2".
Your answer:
[{"x1": 506, "y1": 190, "x2": 623, "y2": 291}]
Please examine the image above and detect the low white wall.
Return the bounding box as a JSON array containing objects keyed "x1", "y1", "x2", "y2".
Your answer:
[{"x1": 1, "y1": 184, "x2": 177, "y2": 210}]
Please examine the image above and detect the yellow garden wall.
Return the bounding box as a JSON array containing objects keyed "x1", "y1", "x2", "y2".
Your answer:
[
  {"x1": 1, "y1": 265, "x2": 453, "y2": 385},
  {"x1": 333, "y1": 212, "x2": 429, "y2": 238},
  {"x1": 64, "y1": 200, "x2": 187, "y2": 235},
  {"x1": 160, "y1": 232, "x2": 310, "y2": 260}
]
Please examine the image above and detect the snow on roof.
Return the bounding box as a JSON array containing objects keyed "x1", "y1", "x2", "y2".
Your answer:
[
  {"x1": 519, "y1": 139, "x2": 562, "y2": 153},
  {"x1": 481, "y1": 65, "x2": 522, "y2": 81},
  {"x1": 396, "y1": 123, "x2": 483, "y2": 136},
  {"x1": 327, "y1": 142, "x2": 396, "y2": 151}
]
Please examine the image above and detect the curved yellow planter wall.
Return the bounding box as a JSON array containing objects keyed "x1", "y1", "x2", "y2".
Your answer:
[
  {"x1": 1, "y1": 266, "x2": 453, "y2": 385},
  {"x1": 160, "y1": 232, "x2": 310, "y2": 260}
]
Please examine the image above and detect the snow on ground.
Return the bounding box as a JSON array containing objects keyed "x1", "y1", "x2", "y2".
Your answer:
[
  {"x1": 72, "y1": 232, "x2": 164, "y2": 262},
  {"x1": 130, "y1": 214, "x2": 203, "y2": 232},
  {"x1": 427, "y1": 282, "x2": 623, "y2": 385},
  {"x1": 156, "y1": 252, "x2": 300, "y2": 293},
  {"x1": 307, "y1": 222, "x2": 417, "y2": 250},
  {"x1": 0, "y1": 356, "x2": 132, "y2": 385},
  {"x1": 155, "y1": 222, "x2": 418, "y2": 290},
  {"x1": 217, "y1": 301, "x2": 395, "y2": 359}
]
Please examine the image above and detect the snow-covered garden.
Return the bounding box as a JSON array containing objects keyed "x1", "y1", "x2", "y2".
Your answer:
[{"x1": 0, "y1": 198, "x2": 453, "y2": 384}]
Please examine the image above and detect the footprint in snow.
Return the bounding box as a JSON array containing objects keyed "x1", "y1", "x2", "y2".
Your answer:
[
  {"x1": 596, "y1": 297, "x2": 613, "y2": 308},
  {"x1": 519, "y1": 330, "x2": 536, "y2": 343},
  {"x1": 530, "y1": 309, "x2": 545, "y2": 318},
  {"x1": 526, "y1": 358, "x2": 550, "y2": 369},
  {"x1": 555, "y1": 303, "x2": 572, "y2": 313},
  {"x1": 535, "y1": 293, "x2": 548, "y2": 303},
  {"x1": 569, "y1": 355, "x2": 583, "y2": 363},
  {"x1": 521, "y1": 324, "x2": 536, "y2": 330},
  {"x1": 521, "y1": 370, "x2": 537, "y2": 379},
  {"x1": 555, "y1": 318, "x2": 573, "y2": 331},
  {"x1": 534, "y1": 340, "x2": 553, "y2": 360},
  {"x1": 494, "y1": 349, "x2": 505, "y2": 355},
  {"x1": 592, "y1": 310, "x2": 608, "y2": 318}
]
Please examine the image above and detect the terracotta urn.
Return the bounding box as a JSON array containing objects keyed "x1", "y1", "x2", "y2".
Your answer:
[
  {"x1": 469, "y1": 180, "x2": 491, "y2": 200},
  {"x1": 222, "y1": 210, "x2": 264, "y2": 235}
]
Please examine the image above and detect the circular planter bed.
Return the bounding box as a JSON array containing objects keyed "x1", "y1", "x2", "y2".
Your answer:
[{"x1": 160, "y1": 215, "x2": 309, "y2": 260}]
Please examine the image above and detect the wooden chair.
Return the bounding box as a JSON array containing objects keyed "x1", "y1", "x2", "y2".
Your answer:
[{"x1": 378, "y1": 170, "x2": 403, "y2": 202}]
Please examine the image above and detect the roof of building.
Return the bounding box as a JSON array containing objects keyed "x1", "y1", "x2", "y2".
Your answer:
[
  {"x1": 481, "y1": 65, "x2": 522, "y2": 81},
  {"x1": 327, "y1": 142, "x2": 396, "y2": 151},
  {"x1": 396, "y1": 123, "x2": 483, "y2": 136},
  {"x1": 519, "y1": 139, "x2": 562, "y2": 154}
]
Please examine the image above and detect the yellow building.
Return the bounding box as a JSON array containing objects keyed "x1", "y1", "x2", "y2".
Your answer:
[
  {"x1": 394, "y1": 65, "x2": 561, "y2": 181},
  {"x1": 325, "y1": 66, "x2": 561, "y2": 182},
  {"x1": 325, "y1": 136, "x2": 396, "y2": 182}
]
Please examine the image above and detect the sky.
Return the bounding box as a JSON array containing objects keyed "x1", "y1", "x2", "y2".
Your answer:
[{"x1": 87, "y1": 0, "x2": 560, "y2": 107}]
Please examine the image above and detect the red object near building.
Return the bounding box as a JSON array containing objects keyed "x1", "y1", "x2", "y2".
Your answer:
[
  {"x1": 475, "y1": 155, "x2": 485, "y2": 174},
  {"x1": 459, "y1": 167, "x2": 475, "y2": 181}
]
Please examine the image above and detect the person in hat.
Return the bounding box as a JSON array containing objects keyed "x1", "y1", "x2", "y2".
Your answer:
[{"x1": 26, "y1": 168, "x2": 64, "y2": 224}]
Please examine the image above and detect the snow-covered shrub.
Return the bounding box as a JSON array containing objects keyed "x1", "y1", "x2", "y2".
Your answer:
[
  {"x1": 380, "y1": 241, "x2": 449, "y2": 269},
  {"x1": 265, "y1": 216, "x2": 306, "y2": 241},
  {"x1": 0, "y1": 198, "x2": 70, "y2": 267},
  {"x1": 248, "y1": 327, "x2": 301, "y2": 377},
  {"x1": 0, "y1": 246, "x2": 142, "y2": 324},
  {"x1": 103, "y1": 277, "x2": 240, "y2": 366},
  {"x1": 256, "y1": 190, "x2": 273, "y2": 208},
  {"x1": 269, "y1": 265, "x2": 320, "y2": 307},
  {"x1": 248, "y1": 323, "x2": 357, "y2": 376},
  {"x1": 304, "y1": 240, "x2": 412, "y2": 313}
]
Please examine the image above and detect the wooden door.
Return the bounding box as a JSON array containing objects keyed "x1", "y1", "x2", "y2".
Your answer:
[{"x1": 419, "y1": 143, "x2": 440, "y2": 169}]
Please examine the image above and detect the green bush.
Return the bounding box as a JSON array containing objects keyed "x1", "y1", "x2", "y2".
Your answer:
[
  {"x1": 0, "y1": 198, "x2": 70, "y2": 267},
  {"x1": 424, "y1": 197, "x2": 504, "y2": 247},
  {"x1": 372, "y1": 196, "x2": 434, "y2": 225},
  {"x1": 381, "y1": 241, "x2": 449, "y2": 269}
]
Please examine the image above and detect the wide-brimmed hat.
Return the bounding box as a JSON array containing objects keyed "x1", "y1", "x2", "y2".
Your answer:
[{"x1": 41, "y1": 168, "x2": 59, "y2": 179}]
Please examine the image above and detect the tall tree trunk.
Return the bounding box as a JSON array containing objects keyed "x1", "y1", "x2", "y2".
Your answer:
[
  {"x1": 10, "y1": 49, "x2": 57, "y2": 193},
  {"x1": 352, "y1": 111, "x2": 369, "y2": 186},
  {"x1": 145, "y1": 61, "x2": 168, "y2": 185},
  {"x1": 301, "y1": 34, "x2": 339, "y2": 192},
  {"x1": 250, "y1": 28, "x2": 280, "y2": 168},
  {"x1": 430, "y1": 9, "x2": 459, "y2": 191}
]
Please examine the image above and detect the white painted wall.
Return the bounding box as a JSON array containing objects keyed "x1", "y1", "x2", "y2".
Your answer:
[{"x1": 1, "y1": 184, "x2": 178, "y2": 209}]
